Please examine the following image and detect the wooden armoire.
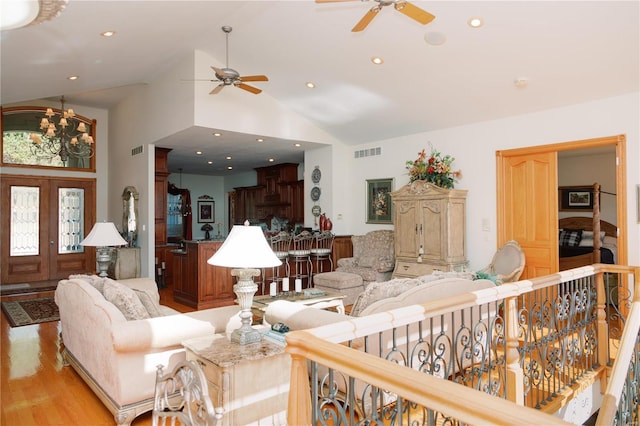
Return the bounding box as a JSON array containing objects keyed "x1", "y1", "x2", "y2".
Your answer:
[{"x1": 390, "y1": 181, "x2": 467, "y2": 278}]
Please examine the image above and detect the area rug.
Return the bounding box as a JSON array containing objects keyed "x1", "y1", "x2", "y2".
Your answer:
[
  {"x1": 0, "y1": 283, "x2": 58, "y2": 296},
  {"x1": 1, "y1": 297, "x2": 59, "y2": 327}
]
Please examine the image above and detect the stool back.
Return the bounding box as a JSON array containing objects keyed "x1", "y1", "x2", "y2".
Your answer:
[{"x1": 270, "y1": 231, "x2": 291, "y2": 261}]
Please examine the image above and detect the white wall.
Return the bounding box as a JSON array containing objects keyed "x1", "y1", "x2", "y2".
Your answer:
[{"x1": 322, "y1": 92, "x2": 639, "y2": 271}]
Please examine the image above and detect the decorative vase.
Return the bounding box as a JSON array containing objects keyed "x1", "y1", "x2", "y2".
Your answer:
[
  {"x1": 319, "y1": 213, "x2": 326, "y2": 231},
  {"x1": 325, "y1": 218, "x2": 333, "y2": 231}
]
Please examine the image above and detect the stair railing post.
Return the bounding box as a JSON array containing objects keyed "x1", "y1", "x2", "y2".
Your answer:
[{"x1": 505, "y1": 295, "x2": 524, "y2": 405}]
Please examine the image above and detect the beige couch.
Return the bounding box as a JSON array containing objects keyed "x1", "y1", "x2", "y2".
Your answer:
[
  {"x1": 55, "y1": 276, "x2": 240, "y2": 426},
  {"x1": 265, "y1": 273, "x2": 497, "y2": 416}
]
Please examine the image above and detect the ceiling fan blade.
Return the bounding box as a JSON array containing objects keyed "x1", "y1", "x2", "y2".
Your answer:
[
  {"x1": 209, "y1": 84, "x2": 224, "y2": 95},
  {"x1": 352, "y1": 8, "x2": 379, "y2": 32},
  {"x1": 211, "y1": 66, "x2": 225, "y2": 77},
  {"x1": 394, "y1": 1, "x2": 435, "y2": 25},
  {"x1": 237, "y1": 83, "x2": 262, "y2": 94},
  {"x1": 240, "y1": 75, "x2": 269, "y2": 82}
]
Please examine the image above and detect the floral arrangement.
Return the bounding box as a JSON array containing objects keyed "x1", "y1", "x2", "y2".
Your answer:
[{"x1": 405, "y1": 145, "x2": 462, "y2": 189}]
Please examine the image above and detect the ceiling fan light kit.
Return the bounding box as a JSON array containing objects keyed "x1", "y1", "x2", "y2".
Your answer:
[
  {"x1": 209, "y1": 26, "x2": 269, "y2": 95},
  {"x1": 316, "y1": 0, "x2": 435, "y2": 32}
]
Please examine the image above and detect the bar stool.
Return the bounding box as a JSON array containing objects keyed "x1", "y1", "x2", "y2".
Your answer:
[
  {"x1": 310, "y1": 231, "x2": 334, "y2": 274},
  {"x1": 269, "y1": 231, "x2": 291, "y2": 290},
  {"x1": 288, "y1": 230, "x2": 314, "y2": 289}
]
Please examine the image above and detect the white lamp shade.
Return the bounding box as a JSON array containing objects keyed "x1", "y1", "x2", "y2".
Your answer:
[
  {"x1": 208, "y1": 223, "x2": 281, "y2": 268},
  {"x1": 81, "y1": 222, "x2": 128, "y2": 247}
]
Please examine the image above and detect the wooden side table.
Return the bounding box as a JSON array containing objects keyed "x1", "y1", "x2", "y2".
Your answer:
[{"x1": 183, "y1": 334, "x2": 290, "y2": 426}]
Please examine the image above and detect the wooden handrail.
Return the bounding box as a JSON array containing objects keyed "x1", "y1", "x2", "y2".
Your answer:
[
  {"x1": 286, "y1": 330, "x2": 572, "y2": 425},
  {"x1": 596, "y1": 301, "x2": 640, "y2": 425}
]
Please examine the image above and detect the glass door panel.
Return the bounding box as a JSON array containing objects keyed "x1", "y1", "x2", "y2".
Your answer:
[
  {"x1": 10, "y1": 186, "x2": 40, "y2": 256},
  {"x1": 58, "y1": 188, "x2": 85, "y2": 254}
]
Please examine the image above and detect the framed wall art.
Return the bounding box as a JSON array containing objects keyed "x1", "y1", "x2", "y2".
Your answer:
[
  {"x1": 197, "y1": 200, "x2": 215, "y2": 223},
  {"x1": 366, "y1": 178, "x2": 393, "y2": 224},
  {"x1": 558, "y1": 186, "x2": 596, "y2": 212}
]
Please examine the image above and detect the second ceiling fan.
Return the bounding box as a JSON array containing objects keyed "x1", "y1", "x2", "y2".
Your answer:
[
  {"x1": 317, "y1": 0, "x2": 435, "y2": 32},
  {"x1": 209, "y1": 26, "x2": 268, "y2": 95}
]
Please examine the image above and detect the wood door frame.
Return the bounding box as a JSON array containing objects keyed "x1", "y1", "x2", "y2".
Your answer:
[
  {"x1": 1, "y1": 173, "x2": 97, "y2": 284},
  {"x1": 497, "y1": 134, "x2": 627, "y2": 269}
]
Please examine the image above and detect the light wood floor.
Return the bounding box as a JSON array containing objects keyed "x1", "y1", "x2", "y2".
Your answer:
[{"x1": 1, "y1": 284, "x2": 195, "y2": 426}]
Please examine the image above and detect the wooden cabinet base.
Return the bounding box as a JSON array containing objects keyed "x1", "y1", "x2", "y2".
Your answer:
[{"x1": 173, "y1": 241, "x2": 236, "y2": 309}]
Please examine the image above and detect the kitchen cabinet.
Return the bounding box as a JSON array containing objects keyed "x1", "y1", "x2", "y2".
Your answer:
[{"x1": 390, "y1": 181, "x2": 467, "y2": 278}]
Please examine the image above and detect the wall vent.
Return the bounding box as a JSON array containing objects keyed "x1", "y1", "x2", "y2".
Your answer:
[
  {"x1": 354, "y1": 147, "x2": 382, "y2": 159},
  {"x1": 131, "y1": 145, "x2": 144, "y2": 156}
]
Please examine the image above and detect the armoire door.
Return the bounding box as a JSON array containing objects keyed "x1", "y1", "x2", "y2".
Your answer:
[{"x1": 1, "y1": 175, "x2": 96, "y2": 284}]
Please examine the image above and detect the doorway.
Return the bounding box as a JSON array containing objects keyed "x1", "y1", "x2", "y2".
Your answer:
[
  {"x1": 1, "y1": 174, "x2": 96, "y2": 284},
  {"x1": 496, "y1": 134, "x2": 627, "y2": 279}
]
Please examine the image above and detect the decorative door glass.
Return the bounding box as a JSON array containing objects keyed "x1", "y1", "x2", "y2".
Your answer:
[
  {"x1": 10, "y1": 186, "x2": 40, "y2": 256},
  {"x1": 58, "y1": 188, "x2": 85, "y2": 254}
]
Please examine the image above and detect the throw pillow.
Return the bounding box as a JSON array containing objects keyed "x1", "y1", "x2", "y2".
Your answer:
[
  {"x1": 69, "y1": 274, "x2": 106, "y2": 293},
  {"x1": 351, "y1": 278, "x2": 421, "y2": 317},
  {"x1": 103, "y1": 279, "x2": 150, "y2": 321},
  {"x1": 559, "y1": 229, "x2": 582, "y2": 247},
  {"x1": 578, "y1": 230, "x2": 606, "y2": 247},
  {"x1": 134, "y1": 289, "x2": 162, "y2": 318}
]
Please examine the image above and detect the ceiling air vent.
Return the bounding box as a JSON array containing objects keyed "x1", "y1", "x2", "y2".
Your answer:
[
  {"x1": 131, "y1": 145, "x2": 144, "y2": 156},
  {"x1": 354, "y1": 147, "x2": 382, "y2": 159}
]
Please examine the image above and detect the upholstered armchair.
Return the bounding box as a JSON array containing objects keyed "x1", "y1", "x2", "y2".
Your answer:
[
  {"x1": 336, "y1": 230, "x2": 395, "y2": 285},
  {"x1": 478, "y1": 240, "x2": 526, "y2": 284}
]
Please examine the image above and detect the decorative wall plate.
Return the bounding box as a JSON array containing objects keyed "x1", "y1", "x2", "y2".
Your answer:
[
  {"x1": 310, "y1": 186, "x2": 321, "y2": 201},
  {"x1": 311, "y1": 205, "x2": 322, "y2": 217},
  {"x1": 311, "y1": 167, "x2": 322, "y2": 184}
]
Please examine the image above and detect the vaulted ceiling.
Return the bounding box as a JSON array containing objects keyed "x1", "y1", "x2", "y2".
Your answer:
[{"x1": 2, "y1": 1, "x2": 638, "y2": 175}]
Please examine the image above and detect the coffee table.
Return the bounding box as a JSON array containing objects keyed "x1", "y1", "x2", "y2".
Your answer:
[{"x1": 252, "y1": 290, "x2": 346, "y2": 316}]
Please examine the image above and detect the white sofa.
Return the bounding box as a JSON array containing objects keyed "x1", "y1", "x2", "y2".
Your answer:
[
  {"x1": 265, "y1": 274, "x2": 498, "y2": 415},
  {"x1": 55, "y1": 276, "x2": 240, "y2": 426}
]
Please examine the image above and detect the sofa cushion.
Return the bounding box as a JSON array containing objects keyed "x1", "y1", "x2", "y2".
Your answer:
[
  {"x1": 133, "y1": 289, "x2": 162, "y2": 318},
  {"x1": 357, "y1": 255, "x2": 377, "y2": 268},
  {"x1": 103, "y1": 279, "x2": 150, "y2": 320},
  {"x1": 69, "y1": 274, "x2": 106, "y2": 293}
]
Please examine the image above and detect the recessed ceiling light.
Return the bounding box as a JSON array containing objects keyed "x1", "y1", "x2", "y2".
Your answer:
[
  {"x1": 101, "y1": 30, "x2": 115, "y2": 37},
  {"x1": 213, "y1": 132, "x2": 221, "y2": 137},
  {"x1": 207, "y1": 161, "x2": 213, "y2": 164},
  {"x1": 268, "y1": 158, "x2": 275, "y2": 162},
  {"x1": 227, "y1": 166, "x2": 233, "y2": 170},
  {"x1": 67, "y1": 75, "x2": 79, "y2": 80},
  {"x1": 294, "y1": 143, "x2": 301, "y2": 147},
  {"x1": 514, "y1": 77, "x2": 529, "y2": 88},
  {"x1": 468, "y1": 17, "x2": 484, "y2": 28},
  {"x1": 424, "y1": 31, "x2": 447, "y2": 46},
  {"x1": 256, "y1": 138, "x2": 264, "y2": 142},
  {"x1": 196, "y1": 151, "x2": 203, "y2": 155},
  {"x1": 226, "y1": 156, "x2": 232, "y2": 160},
  {"x1": 305, "y1": 82, "x2": 316, "y2": 89},
  {"x1": 371, "y1": 57, "x2": 384, "y2": 65}
]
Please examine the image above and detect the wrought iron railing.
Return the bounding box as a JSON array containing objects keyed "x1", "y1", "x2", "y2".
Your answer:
[{"x1": 285, "y1": 264, "x2": 639, "y2": 425}]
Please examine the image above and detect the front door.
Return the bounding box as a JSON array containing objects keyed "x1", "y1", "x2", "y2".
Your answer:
[{"x1": 1, "y1": 175, "x2": 96, "y2": 284}]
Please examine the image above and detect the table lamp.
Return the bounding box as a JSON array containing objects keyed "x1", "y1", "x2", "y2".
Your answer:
[
  {"x1": 208, "y1": 221, "x2": 281, "y2": 345},
  {"x1": 81, "y1": 222, "x2": 128, "y2": 278}
]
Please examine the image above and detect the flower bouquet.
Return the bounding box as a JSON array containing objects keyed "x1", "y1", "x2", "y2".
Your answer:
[{"x1": 406, "y1": 146, "x2": 462, "y2": 189}]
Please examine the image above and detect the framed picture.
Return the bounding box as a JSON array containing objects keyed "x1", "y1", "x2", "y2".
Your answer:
[
  {"x1": 366, "y1": 178, "x2": 393, "y2": 224},
  {"x1": 197, "y1": 200, "x2": 215, "y2": 223},
  {"x1": 559, "y1": 186, "x2": 596, "y2": 212}
]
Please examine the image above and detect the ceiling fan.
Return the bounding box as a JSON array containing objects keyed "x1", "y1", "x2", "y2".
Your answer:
[
  {"x1": 316, "y1": 0, "x2": 435, "y2": 32},
  {"x1": 208, "y1": 26, "x2": 268, "y2": 95}
]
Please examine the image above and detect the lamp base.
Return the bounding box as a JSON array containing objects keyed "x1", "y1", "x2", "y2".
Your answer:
[
  {"x1": 96, "y1": 247, "x2": 112, "y2": 278},
  {"x1": 230, "y1": 268, "x2": 262, "y2": 345}
]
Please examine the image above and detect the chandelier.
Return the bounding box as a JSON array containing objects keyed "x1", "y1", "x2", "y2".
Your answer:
[{"x1": 29, "y1": 96, "x2": 94, "y2": 165}]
